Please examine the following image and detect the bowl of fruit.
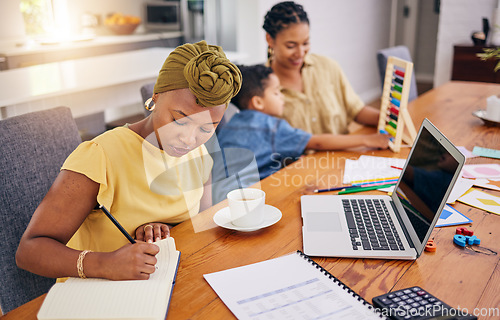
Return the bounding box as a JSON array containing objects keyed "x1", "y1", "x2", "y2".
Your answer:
[{"x1": 105, "y1": 13, "x2": 141, "y2": 35}]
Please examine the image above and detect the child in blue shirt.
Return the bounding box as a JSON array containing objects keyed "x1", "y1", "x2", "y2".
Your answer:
[{"x1": 217, "y1": 65, "x2": 389, "y2": 180}]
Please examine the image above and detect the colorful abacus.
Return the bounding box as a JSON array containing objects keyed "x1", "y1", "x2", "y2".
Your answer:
[{"x1": 377, "y1": 56, "x2": 417, "y2": 152}]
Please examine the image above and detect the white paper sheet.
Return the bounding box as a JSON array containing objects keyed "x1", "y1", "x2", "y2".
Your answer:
[
  {"x1": 204, "y1": 253, "x2": 381, "y2": 320},
  {"x1": 343, "y1": 156, "x2": 406, "y2": 184},
  {"x1": 436, "y1": 204, "x2": 472, "y2": 227},
  {"x1": 458, "y1": 188, "x2": 500, "y2": 215},
  {"x1": 456, "y1": 146, "x2": 479, "y2": 159},
  {"x1": 461, "y1": 164, "x2": 500, "y2": 179},
  {"x1": 473, "y1": 178, "x2": 500, "y2": 191},
  {"x1": 446, "y1": 177, "x2": 475, "y2": 204}
]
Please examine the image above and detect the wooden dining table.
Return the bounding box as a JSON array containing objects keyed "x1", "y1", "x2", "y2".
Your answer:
[{"x1": 2, "y1": 81, "x2": 500, "y2": 320}]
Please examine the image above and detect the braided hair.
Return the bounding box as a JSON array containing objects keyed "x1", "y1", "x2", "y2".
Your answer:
[{"x1": 262, "y1": 1, "x2": 309, "y2": 39}]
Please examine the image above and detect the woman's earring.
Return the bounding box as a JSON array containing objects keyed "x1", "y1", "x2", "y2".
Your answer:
[
  {"x1": 145, "y1": 97, "x2": 156, "y2": 111},
  {"x1": 267, "y1": 46, "x2": 274, "y2": 59}
]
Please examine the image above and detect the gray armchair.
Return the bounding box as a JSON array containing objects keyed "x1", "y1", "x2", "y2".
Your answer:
[
  {"x1": 0, "y1": 107, "x2": 81, "y2": 313},
  {"x1": 377, "y1": 45, "x2": 418, "y2": 102}
]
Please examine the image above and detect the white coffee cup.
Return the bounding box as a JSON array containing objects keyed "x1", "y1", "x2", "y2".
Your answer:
[
  {"x1": 486, "y1": 95, "x2": 500, "y2": 121},
  {"x1": 227, "y1": 188, "x2": 265, "y2": 227}
]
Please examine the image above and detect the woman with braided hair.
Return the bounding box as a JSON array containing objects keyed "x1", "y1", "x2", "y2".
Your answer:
[
  {"x1": 263, "y1": 1, "x2": 390, "y2": 149},
  {"x1": 16, "y1": 41, "x2": 242, "y2": 280}
]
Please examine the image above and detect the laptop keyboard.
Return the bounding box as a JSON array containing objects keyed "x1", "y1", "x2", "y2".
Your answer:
[{"x1": 343, "y1": 199, "x2": 405, "y2": 251}]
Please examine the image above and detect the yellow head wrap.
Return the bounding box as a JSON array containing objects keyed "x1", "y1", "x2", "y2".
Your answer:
[{"x1": 153, "y1": 40, "x2": 242, "y2": 108}]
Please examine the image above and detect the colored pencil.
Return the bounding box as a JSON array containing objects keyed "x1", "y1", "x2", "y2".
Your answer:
[
  {"x1": 352, "y1": 179, "x2": 398, "y2": 187},
  {"x1": 350, "y1": 176, "x2": 400, "y2": 184},
  {"x1": 337, "y1": 183, "x2": 396, "y2": 195}
]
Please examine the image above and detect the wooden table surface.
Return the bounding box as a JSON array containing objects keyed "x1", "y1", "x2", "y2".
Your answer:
[{"x1": 2, "y1": 81, "x2": 500, "y2": 319}]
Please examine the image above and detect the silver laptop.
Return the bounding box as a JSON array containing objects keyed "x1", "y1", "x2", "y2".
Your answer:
[{"x1": 301, "y1": 119, "x2": 465, "y2": 259}]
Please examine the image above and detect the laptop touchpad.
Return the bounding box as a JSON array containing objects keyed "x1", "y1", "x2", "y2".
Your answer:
[{"x1": 306, "y1": 212, "x2": 342, "y2": 232}]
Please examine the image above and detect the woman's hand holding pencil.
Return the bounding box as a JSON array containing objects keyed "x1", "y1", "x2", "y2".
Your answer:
[
  {"x1": 98, "y1": 204, "x2": 161, "y2": 280},
  {"x1": 105, "y1": 243, "x2": 160, "y2": 280}
]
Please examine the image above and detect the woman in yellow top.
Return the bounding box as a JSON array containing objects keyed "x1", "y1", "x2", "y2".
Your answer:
[
  {"x1": 263, "y1": 1, "x2": 390, "y2": 150},
  {"x1": 16, "y1": 41, "x2": 242, "y2": 280}
]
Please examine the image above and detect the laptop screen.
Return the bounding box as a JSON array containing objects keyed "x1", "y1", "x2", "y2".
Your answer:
[{"x1": 394, "y1": 125, "x2": 460, "y2": 243}]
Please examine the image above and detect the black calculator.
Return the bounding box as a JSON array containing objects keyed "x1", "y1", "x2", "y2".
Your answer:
[{"x1": 372, "y1": 286, "x2": 477, "y2": 320}]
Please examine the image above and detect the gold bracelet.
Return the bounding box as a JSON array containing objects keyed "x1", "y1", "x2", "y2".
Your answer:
[{"x1": 77, "y1": 250, "x2": 92, "y2": 279}]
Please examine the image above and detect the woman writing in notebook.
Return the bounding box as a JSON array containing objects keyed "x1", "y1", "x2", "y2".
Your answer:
[
  {"x1": 263, "y1": 1, "x2": 389, "y2": 149},
  {"x1": 16, "y1": 41, "x2": 241, "y2": 280}
]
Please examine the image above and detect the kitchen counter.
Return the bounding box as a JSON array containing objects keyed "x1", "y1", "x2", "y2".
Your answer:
[
  {"x1": 0, "y1": 31, "x2": 183, "y2": 56},
  {"x1": 0, "y1": 47, "x2": 248, "y2": 123},
  {"x1": 0, "y1": 31, "x2": 183, "y2": 70}
]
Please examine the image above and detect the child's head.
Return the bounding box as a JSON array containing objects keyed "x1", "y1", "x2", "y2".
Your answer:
[{"x1": 231, "y1": 64, "x2": 284, "y2": 117}]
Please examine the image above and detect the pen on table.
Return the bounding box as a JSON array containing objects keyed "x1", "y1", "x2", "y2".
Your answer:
[
  {"x1": 314, "y1": 185, "x2": 357, "y2": 193},
  {"x1": 313, "y1": 181, "x2": 396, "y2": 193},
  {"x1": 337, "y1": 183, "x2": 396, "y2": 195},
  {"x1": 390, "y1": 165, "x2": 403, "y2": 170},
  {"x1": 99, "y1": 204, "x2": 136, "y2": 244}
]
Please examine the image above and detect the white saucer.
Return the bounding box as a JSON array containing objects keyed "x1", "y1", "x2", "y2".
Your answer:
[
  {"x1": 213, "y1": 205, "x2": 282, "y2": 232},
  {"x1": 472, "y1": 109, "x2": 500, "y2": 127}
]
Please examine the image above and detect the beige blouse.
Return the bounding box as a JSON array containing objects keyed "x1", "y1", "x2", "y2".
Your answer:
[{"x1": 279, "y1": 53, "x2": 365, "y2": 135}]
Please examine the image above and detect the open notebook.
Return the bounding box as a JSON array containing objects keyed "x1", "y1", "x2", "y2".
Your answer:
[
  {"x1": 204, "y1": 251, "x2": 384, "y2": 319},
  {"x1": 37, "y1": 237, "x2": 180, "y2": 320}
]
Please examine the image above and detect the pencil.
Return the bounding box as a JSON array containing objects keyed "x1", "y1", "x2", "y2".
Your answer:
[
  {"x1": 352, "y1": 179, "x2": 398, "y2": 186},
  {"x1": 337, "y1": 183, "x2": 396, "y2": 195},
  {"x1": 313, "y1": 185, "x2": 356, "y2": 193},
  {"x1": 99, "y1": 204, "x2": 136, "y2": 244},
  {"x1": 390, "y1": 165, "x2": 403, "y2": 170},
  {"x1": 350, "y1": 176, "x2": 400, "y2": 184}
]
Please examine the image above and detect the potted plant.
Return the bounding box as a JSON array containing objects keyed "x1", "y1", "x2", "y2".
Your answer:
[{"x1": 477, "y1": 47, "x2": 500, "y2": 71}]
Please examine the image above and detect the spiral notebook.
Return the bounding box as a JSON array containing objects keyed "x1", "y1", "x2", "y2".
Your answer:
[{"x1": 204, "y1": 251, "x2": 384, "y2": 319}]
